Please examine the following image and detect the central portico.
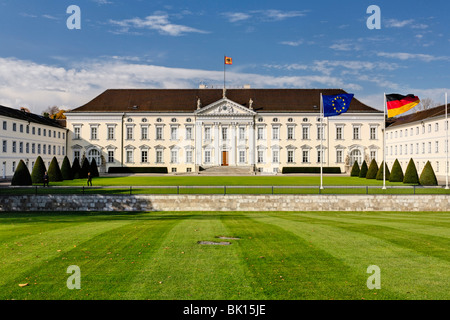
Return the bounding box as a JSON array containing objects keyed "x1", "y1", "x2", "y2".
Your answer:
[{"x1": 194, "y1": 96, "x2": 257, "y2": 168}]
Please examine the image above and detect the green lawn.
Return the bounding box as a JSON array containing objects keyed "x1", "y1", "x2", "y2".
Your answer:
[
  {"x1": 2, "y1": 175, "x2": 449, "y2": 195},
  {"x1": 0, "y1": 211, "x2": 448, "y2": 300}
]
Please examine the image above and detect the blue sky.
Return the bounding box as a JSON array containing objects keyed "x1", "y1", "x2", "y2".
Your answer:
[{"x1": 0, "y1": 0, "x2": 449, "y2": 113}]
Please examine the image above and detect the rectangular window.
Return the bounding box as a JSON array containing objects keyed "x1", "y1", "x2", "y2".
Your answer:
[
  {"x1": 370, "y1": 127, "x2": 377, "y2": 140},
  {"x1": 370, "y1": 151, "x2": 376, "y2": 161},
  {"x1": 74, "y1": 127, "x2": 81, "y2": 139},
  {"x1": 317, "y1": 149, "x2": 323, "y2": 163},
  {"x1": 2, "y1": 140, "x2": 7, "y2": 152},
  {"x1": 204, "y1": 150, "x2": 211, "y2": 163},
  {"x1": 239, "y1": 150, "x2": 246, "y2": 163},
  {"x1": 19, "y1": 142, "x2": 23, "y2": 153},
  {"x1": 336, "y1": 126, "x2": 343, "y2": 140},
  {"x1": 287, "y1": 150, "x2": 294, "y2": 163},
  {"x1": 38, "y1": 144, "x2": 41, "y2": 154},
  {"x1": 140, "y1": 126, "x2": 148, "y2": 140},
  {"x1": 428, "y1": 124, "x2": 431, "y2": 133},
  {"x1": 108, "y1": 151, "x2": 114, "y2": 163},
  {"x1": 20, "y1": 124, "x2": 23, "y2": 133},
  {"x1": 12, "y1": 123, "x2": 16, "y2": 131},
  {"x1": 141, "y1": 150, "x2": 148, "y2": 163},
  {"x1": 287, "y1": 127, "x2": 294, "y2": 140},
  {"x1": 156, "y1": 127, "x2": 163, "y2": 140},
  {"x1": 257, "y1": 127, "x2": 264, "y2": 140},
  {"x1": 302, "y1": 150, "x2": 309, "y2": 163},
  {"x1": 222, "y1": 127, "x2": 228, "y2": 140},
  {"x1": 126, "y1": 150, "x2": 133, "y2": 163},
  {"x1": 204, "y1": 127, "x2": 211, "y2": 140},
  {"x1": 239, "y1": 127, "x2": 246, "y2": 140},
  {"x1": 108, "y1": 127, "x2": 115, "y2": 140},
  {"x1": 317, "y1": 125, "x2": 324, "y2": 140},
  {"x1": 2, "y1": 121, "x2": 6, "y2": 130},
  {"x1": 32, "y1": 143, "x2": 35, "y2": 154},
  {"x1": 336, "y1": 150, "x2": 343, "y2": 163},
  {"x1": 272, "y1": 127, "x2": 279, "y2": 140},
  {"x1": 156, "y1": 150, "x2": 163, "y2": 163},
  {"x1": 171, "y1": 150, "x2": 178, "y2": 163},
  {"x1": 12, "y1": 141, "x2": 16, "y2": 153},
  {"x1": 26, "y1": 125, "x2": 29, "y2": 134},
  {"x1": 186, "y1": 150, "x2": 193, "y2": 163},
  {"x1": 12, "y1": 161, "x2": 16, "y2": 173},
  {"x1": 416, "y1": 143, "x2": 419, "y2": 154},
  {"x1": 126, "y1": 127, "x2": 133, "y2": 140},
  {"x1": 257, "y1": 151, "x2": 264, "y2": 163},
  {"x1": 32, "y1": 127, "x2": 35, "y2": 135},
  {"x1": 74, "y1": 150, "x2": 80, "y2": 161},
  {"x1": 38, "y1": 128, "x2": 41, "y2": 136},
  {"x1": 435, "y1": 123, "x2": 439, "y2": 132},
  {"x1": 171, "y1": 127, "x2": 178, "y2": 140},
  {"x1": 302, "y1": 126, "x2": 309, "y2": 140},
  {"x1": 186, "y1": 127, "x2": 193, "y2": 140},
  {"x1": 91, "y1": 127, "x2": 98, "y2": 140},
  {"x1": 353, "y1": 126, "x2": 360, "y2": 140},
  {"x1": 428, "y1": 142, "x2": 432, "y2": 154},
  {"x1": 26, "y1": 143, "x2": 29, "y2": 153},
  {"x1": 272, "y1": 150, "x2": 279, "y2": 163},
  {"x1": 435, "y1": 141, "x2": 439, "y2": 153},
  {"x1": 422, "y1": 143, "x2": 425, "y2": 154}
]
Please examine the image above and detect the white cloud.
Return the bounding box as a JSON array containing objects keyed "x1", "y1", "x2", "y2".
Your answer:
[
  {"x1": 222, "y1": 12, "x2": 251, "y2": 23},
  {"x1": 0, "y1": 57, "x2": 363, "y2": 114},
  {"x1": 109, "y1": 13, "x2": 209, "y2": 36},
  {"x1": 377, "y1": 52, "x2": 449, "y2": 62},
  {"x1": 280, "y1": 40, "x2": 304, "y2": 47},
  {"x1": 385, "y1": 19, "x2": 414, "y2": 28}
]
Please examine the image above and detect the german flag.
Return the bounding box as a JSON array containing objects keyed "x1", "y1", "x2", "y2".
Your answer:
[
  {"x1": 225, "y1": 56, "x2": 233, "y2": 65},
  {"x1": 386, "y1": 94, "x2": 420, "y2": 118}
]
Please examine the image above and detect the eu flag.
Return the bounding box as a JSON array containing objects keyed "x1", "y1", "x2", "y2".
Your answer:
[{"x1": 322, "y1": 93, "x2": 354, "y2": 117}]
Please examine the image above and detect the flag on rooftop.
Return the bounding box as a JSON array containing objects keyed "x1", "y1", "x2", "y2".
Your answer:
[{"x1": 224, "y1": 56, "x2": 233, "y2": 65}]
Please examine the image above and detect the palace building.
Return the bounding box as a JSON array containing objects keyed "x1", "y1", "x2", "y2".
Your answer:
[
  {"x1": 65, "y1": 87, "x2": 384, "y2": 174},
  {"x1": 385, "y1": 103, "x2": 449, "y2": 180},
  {"x1": 0, "y1": 105, "x2": 68, "y2": 179}
]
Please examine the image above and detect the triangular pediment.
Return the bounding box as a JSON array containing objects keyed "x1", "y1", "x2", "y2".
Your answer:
[{"x1": 195, "y1": 98, "x2": 256, "y2": 116}]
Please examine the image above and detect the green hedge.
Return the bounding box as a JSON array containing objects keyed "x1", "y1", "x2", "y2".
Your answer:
[
  {"x1": 350, "y1": 161, "x2": 360, "y2": 177},
  {"x1": 108, "y1": 167, "x2": 169, "y2": 174},
  {"x1": 359, "y1": 160, "x2": 368, "y2": 178},
  {"x1": 419, "y1": 161, "x2": 438, "y2": 186},
  {"x1": 282, "y1": 167, "x2": 342, "y2": 174},
  {"x1": 11, "y1": 160, "x2": 32, "y2": 186}
]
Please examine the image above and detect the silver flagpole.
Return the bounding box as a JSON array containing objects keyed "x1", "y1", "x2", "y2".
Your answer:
[
  {"x1": 320, "y1": 93, "x2": 324, "y2": 190},
  {"x1": 382, "y1": 93, "x2": 387, "y2": 190},
  {"x1": 446, "y1": 92, "x2": 449, "y2": 189}
]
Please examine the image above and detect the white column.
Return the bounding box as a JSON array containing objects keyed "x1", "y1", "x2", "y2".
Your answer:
[
  {"x1": 214, "y1": 122, "x2": 220, "y2": 165},
  {"x1": 195, "y1": 122, "x2": 202, "y2": 166},
  {"x1": 230, "y1": 123, "x2": 236, "y2": 166},
  {"x1": 249, "y1": 122, "x2": 255, "y2": 165}
]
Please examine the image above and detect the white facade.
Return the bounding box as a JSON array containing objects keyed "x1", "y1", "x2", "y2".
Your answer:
[
  {"x1": 65, "y1": 97, "x2": 384, "y2": 174},
  {"x1": 0, "y1": 111, "x2": 68, "y2": 179},
  {"x1": 385, "y1": 109, "x2": 449, "y2": 180}
]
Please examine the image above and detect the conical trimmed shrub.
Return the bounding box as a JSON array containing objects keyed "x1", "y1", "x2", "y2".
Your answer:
[
  {"x1": 80, "y1": 157, "x2": 90, "y2": 179},
  {"x1": 366, "y1": 159, "x2": 378, "y2": 179},
  {"x1": 359, "y1": 160, "x2": 368, "y2": 178},
  {"x1": 403, "y1": 158, "x2": 419, "y2": 184},
  {"x1": 90, "y1": 158, "x2": 99, "y2": 177},
  {"x1": 376, "y1": 161, "x2": 390, "y2": 181},
  {"x1": 72, "y1": 158, "x2": 81, "y2": 179},
  {"x1": 389, "y1": 159, "x2": 404, "y2": 182},
  {"x1": 11, "y1": 160, "x2": 32, "y2": 186},
  {"x1": 31, "y1": 156, "x2": 47, "y2": 184},
  {"x1": 350, "y1": 161, "x2": 360, "y2": 177},
  {"x1": 48, "y1": 157, "x2": 63, "y2": 182},
  {"x1": 61, "y1": 156, "x2": 73, "y2": 180},
  {"x1": 419, "y1": 161, "x2": 438, "y2": 186}
]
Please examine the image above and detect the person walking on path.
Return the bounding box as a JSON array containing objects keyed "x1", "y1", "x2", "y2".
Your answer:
[
  {"x1": 87, "y1": 172, "x2": 93, "y2": 186},
  {"x1": 43, "y1": 171, "x2": 49, "y2": 187}
]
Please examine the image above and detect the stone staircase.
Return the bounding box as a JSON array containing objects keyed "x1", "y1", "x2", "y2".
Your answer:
[{"x1": 199, "y1": 166, "x2": 255, "y2": 175}]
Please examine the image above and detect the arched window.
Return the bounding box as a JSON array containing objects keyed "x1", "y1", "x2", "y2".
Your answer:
[
  {"x1": 350, "y1": 149, "x2": 362, "y2": 166},
  {"x1": 88, "y1": 149, "x2": 101, "y2": 166}
]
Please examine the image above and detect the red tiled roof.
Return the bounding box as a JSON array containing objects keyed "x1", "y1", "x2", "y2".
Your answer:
[{"x1": 68, "y1": 88, "x2": 381, "y2": 114}]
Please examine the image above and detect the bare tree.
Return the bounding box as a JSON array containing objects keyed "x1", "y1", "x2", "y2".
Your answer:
[{"x1": 417, "y1": 98, "x2": 437, "y2": 111}]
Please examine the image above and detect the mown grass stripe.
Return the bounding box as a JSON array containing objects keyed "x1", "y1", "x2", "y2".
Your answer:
[
  {"x1": 262, "y1": 212, "x2": 449, "y2": 299},
  {"x1": 1, "y1": 213, "x2": 180, "y2": 300},
  {"x1": 122, "y1": 213, "x2": 258, "y2": 300},
  {"x1": 222, "y1": 213, "x2": 388, "y2": 300}
]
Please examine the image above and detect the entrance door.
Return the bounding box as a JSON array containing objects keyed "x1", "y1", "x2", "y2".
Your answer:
[{"x1": 222, "y1": 151, "x2": 228, "y2": 166}]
